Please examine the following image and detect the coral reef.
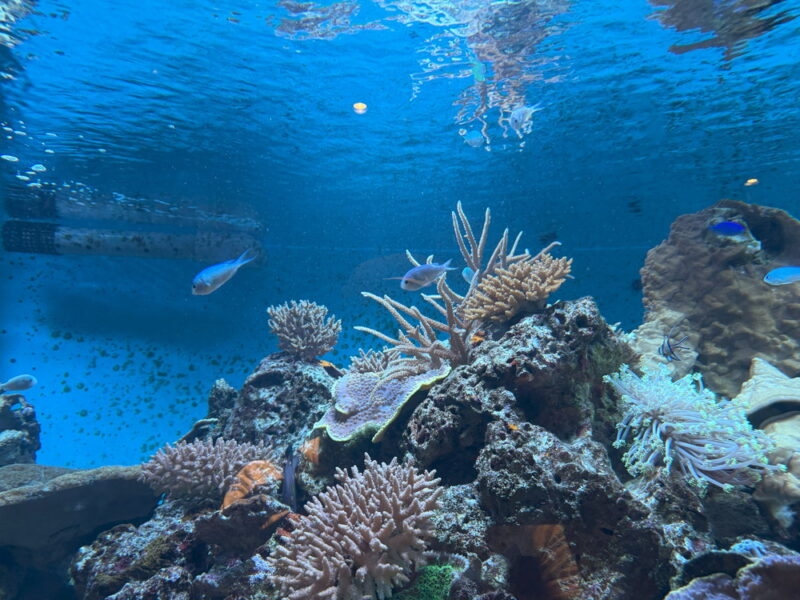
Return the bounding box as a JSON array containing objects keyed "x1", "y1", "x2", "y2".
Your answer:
[
  {"x1": 314, "y1": 363, "x2": 450, "y2": 443},
  {"x1": 665, "y1": 553, "x2": 800, "y2": 599},
  {"x1": 267, "y1": 299, "x2": 341, "y2": 360},
  {"x1": 462, "y1": 244, "x2": 572, "y2": 323},
  {"x1": 0, "y1": 393, "x2": 40, "y2": 466},
  {"x1": 139, "y1": 437, "x2": 272, "y2": 502},
  {"x1": 635, "y1": 199, "x2": 800, "y2": 397},
  {"x1": 218, "y1": 353, "x2": 335, "y2": 453},
  {"x1": 605, "y1": 364, "x2": 774, "y2": 490},
  {"x1": 268, "y1": 455, "x2": 443, "y2": 600}
]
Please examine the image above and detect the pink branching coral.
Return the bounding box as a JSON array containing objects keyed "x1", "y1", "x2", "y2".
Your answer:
[
  {"x1": 268, "y1": 454, "x2": 444, "y2": 600},
  {"x1": 139, "y1": 438, "x2": 271, "y2": 501}
]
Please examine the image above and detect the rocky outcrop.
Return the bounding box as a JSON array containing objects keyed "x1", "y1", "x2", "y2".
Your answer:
[
  {"x1": 634, "y1": 199, "x2": 800, "y2": 398},
  {"x1": 0, "y1": 394, "x2": 40, "y2": 466}
]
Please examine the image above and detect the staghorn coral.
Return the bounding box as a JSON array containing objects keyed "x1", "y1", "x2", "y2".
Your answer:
[
  {"x1": 268, "y1": 454, "x2": 444, "y2": 600},
  {"x1": 462, "y1": 244, "x2": 572, "y2": 322},
  {"x1": 605, "y1": 365, "x2": 774, "y2": 491},
  {"x1": 356, "y1": 202, "x2": 531, "y2": 369},
  {"x1": 347, "y1": 347, "x2": 402, "y2": 374},
  {"x1": 315, "y1": 364, "x2": 450, "y2": 443},
  {"x1": 139, "y1": 438, "x2": 271, "y2": 501},
  {"x1": 267, "y1": 299, "x2": 342, "y2": 360}
]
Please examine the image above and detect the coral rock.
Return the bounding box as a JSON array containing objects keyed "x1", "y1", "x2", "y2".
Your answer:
[
  {"x1": 267, "y1": 299, "x2": 341, "y2": 360},
  {"x1": 636, "y1": 199, "x2": 800, "y2": 397},
  {"x1": 0, "y1": 394, "x2": 40, "y2": 466}
]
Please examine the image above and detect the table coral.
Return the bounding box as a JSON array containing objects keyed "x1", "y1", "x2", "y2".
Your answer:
[{"x1": 315, "y1": 364, "x2": 450, "y2": 443}]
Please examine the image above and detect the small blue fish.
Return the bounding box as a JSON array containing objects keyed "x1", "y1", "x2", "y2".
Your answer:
[
  {"x1": 764, "y1": 266, "x2": 800, "y2": 286},
  {"x1": 0, "y1": 374, "x2": 37, "y2": 394},
  {"x1": 391, "y1": 260, "x2": 456, "y2": 291},
  {"x1": 462, "y1": 130, "x2": 484, "y2": 148},
  {"x1": 709, "y1": 221, "x2": 747, "y2": 236},
  {"x1": 462, "y1": 267, "x2": 476, "y2": 286},
  {"x1": 192, "y1": 249, "x2": 257, "y2": 295}
]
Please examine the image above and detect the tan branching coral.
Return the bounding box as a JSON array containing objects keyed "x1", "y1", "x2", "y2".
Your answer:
[
  {"x1": 267, "y1": 300, "x2": 342, "y2": 360},
  {"x1": 357, "y1": 202, "x2": 570, "y2": 368},
  {"x1": 347, "y1": 347, "x2": 401, "y2": 374},
  {"x1": 139, "y1": 438, "x2": 271, "y2": 501},
  {"x1": 462, "y1": 245, "x2": 572, "y2": 322},
  {"x1": 268, "y1": 454, "x2": 443, "y2": 600}
]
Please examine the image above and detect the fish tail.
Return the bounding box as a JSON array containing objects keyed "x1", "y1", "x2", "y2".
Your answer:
[
  {"x1": 236, "y1": 248, "x2": 258, "y2": 265},
  {"x1": 443, "y1": 258, "x2": 456, "y2": 270}
]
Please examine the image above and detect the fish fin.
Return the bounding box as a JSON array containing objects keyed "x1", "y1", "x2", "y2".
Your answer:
[
  {"x1": 383, "y1": 277, "x2": 405, "y2": 281},
  {"x1": 442, "y1": 258, "x2": 456, "y2": 270}
]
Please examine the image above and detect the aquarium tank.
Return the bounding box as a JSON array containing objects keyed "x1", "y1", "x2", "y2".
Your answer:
[{"x1": 1, "y1": 0, "x2": 800, "y2": 598}]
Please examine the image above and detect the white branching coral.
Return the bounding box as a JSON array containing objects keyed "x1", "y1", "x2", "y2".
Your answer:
[
  {"x1": 605, "y1": 365, "x2": 775, "y2": 491},
  {"x1": 139, "y1": 438, "x2": 271, "y2": 501},
  {"x1": 268, "y1": 454, "x2": 444, "y2": 600},
  {"x1": 267, "y1": 299, "x2": 342, "y2": 360}
]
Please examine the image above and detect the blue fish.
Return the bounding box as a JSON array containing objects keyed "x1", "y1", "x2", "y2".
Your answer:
[
  {"x1": 462, "y1": 267, "x2": 476, "y2": 286},
  {"x1": 764, "y1": 266, "x2": 800, "y2": 286},
  {"x1": 192, "y1": 249, "x2": 257, "y2": 295},
  {"x1": 390, "y1": 260, "x2": 456, "y2": 291},
  {"x1": 709, "y1": 221, "x2": 747, "y2": 236}
]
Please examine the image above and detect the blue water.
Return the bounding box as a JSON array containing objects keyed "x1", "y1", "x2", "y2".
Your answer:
[{"x1": 1, "y1": 0, "x2": 799, "y2": 467}]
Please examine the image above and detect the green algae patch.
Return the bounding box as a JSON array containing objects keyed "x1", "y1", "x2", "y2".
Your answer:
[{"x1": 395, "y1": 565, "x2": 455, "y2": 600}]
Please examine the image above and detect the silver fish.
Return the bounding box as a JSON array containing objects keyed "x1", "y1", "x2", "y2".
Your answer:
[
  {"x1": 509, "y1": 104, "x2": 543, "y2": 132},
  {"x1": 400, "y1": 260, "x2": 455, "y2": 291},
  {"x1": 0, "y1": 374, "x2": 37, "y2": 394},
  {"x1": 192, "y1": 249, "x2": 257, "y2": 295}
]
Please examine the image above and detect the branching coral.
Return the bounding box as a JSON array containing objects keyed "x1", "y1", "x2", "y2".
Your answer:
[
  {"x1": 139, "y1": 438, "x2": 271, "y2": 501},
  {"x1": 267, "y1": 299, "x2": 342, "y2": 360},
  {"x1": 268, "y1": 454, "x2": 444, "y2": 600},
  {"x1": 347, "y1": 347, "x2": 402, "y2": 374},
  {"x1": 604, "y1": 365, "x2": 775, "y2": 491},
  {"x1": 462, "y1": 243, "x2": 572, "y2": 322},
  {"x1": 357, "y1": 202, "x2": 544, "y2": 370}
]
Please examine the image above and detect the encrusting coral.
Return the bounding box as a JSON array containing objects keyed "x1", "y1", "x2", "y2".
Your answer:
[
  {"x1": 267, "y1": 299, "x2": 342, "y2": 360},
  {"x1": 139, "y1": 438, "x2": 272, "y2": 501},
  {"x1": 268, "y1": 454, "x2": 443, "y2": 600},
  {"x1": 314, "y1": 364, "x2": 450, "y2": 442},
  {"x1": 462, "y1": 244, "x2": 572, "y2": 322}
]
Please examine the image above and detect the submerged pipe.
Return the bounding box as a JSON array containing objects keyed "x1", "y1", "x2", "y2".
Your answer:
[
  {"x1": 4, "y1": 182, "x2": 264, "y2": 234},
  {"x1": 1, "y1": 220, "x2": 262, "y2": 262}
]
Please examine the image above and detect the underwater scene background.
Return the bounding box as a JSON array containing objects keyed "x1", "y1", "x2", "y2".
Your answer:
[{"x1": 2, "y1": 1, "x2": 800, "y2": 599}]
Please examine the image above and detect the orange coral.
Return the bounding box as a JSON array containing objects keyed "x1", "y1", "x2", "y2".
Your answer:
[
  {"x1": 220, "y1": 459, "x2": 283, "y2": 511},
  {"x1": 300, "y1": 436, "x2": 321, "y2": 467},
  {"x1": 487, "y1": 523, "x2": 581, "y2": 600}
]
